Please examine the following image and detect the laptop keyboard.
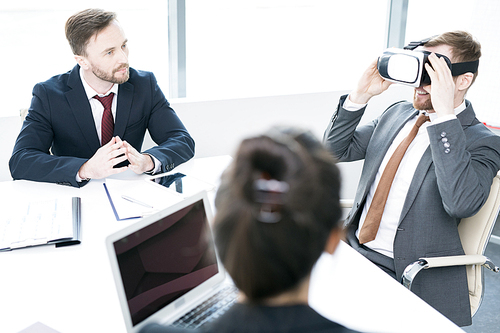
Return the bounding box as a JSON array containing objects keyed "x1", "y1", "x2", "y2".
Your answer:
[{"x1": 171, "y1": 285, "x2": 238, "y2": 328}]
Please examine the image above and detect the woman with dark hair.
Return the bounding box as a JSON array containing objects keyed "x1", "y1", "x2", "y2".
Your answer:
[{"x1": 141, "y1": 127, "x2": 360, "y2": 333}]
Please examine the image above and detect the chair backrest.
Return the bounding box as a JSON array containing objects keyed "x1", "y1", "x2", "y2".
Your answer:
[
  {"x1": 458, "y1": 171, "x2": 500, "y2": 316},
  {"x1": 0, "y1": 116, "x2": 23, "y2": 182}
]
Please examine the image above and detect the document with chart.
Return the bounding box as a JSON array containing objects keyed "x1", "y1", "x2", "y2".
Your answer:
[{"x1": 0, "y1": 197, "x2": 81, "y2": 251}]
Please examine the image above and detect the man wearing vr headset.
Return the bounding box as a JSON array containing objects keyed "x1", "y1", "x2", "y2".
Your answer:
[{"x1": 324, "y1": 31, "x2": 500, "y2": 327}]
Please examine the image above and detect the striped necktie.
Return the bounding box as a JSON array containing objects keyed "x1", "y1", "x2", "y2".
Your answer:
[{"x1": 94, "y1": 93, "x2": 115, "y2": 146}]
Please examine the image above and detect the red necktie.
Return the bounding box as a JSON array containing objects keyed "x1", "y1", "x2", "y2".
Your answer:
[
  {"x1": 358, "y1": 113, "x2": 430, "y2": 244},
  {"x1": 94, "y1": 93, "x2": 115, "y2": 146}
]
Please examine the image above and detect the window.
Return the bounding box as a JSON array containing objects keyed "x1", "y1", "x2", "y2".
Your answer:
[
  {"x1": 0, "y1": 1, "x2": 169, "y2": 117},
  {"x1": 405, "y1": 0, "x2": 500, "y2": 126},
  {"x1": 184, "y1": 0, "x2": 388, "y2": 100},
  {"x1": 2, "y1": 1, "x2": 389, "y2": 115}
]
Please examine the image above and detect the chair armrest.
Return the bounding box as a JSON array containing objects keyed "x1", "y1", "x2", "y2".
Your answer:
[
  {"x1": 424, "y1": 254, "x2": 488, "y2": 268},
  {"x1": 340, "y1": 199, "x2": 354, "y2": 209},
  {"x1": 401, "y1": 255, "x2": 499, "y2": 290},
  {"x1": 401, "y1": 260, "x2": 428, "y2": 290}
]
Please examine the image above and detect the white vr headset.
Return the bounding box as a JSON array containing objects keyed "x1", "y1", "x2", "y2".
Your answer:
[{"x1": 377, "y1": 37, "x2": 479, "y2": 87}]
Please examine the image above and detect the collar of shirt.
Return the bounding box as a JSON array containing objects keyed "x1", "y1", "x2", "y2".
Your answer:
[{"x1": 79, "y1": 67, "x2": 119, "y2": 99}]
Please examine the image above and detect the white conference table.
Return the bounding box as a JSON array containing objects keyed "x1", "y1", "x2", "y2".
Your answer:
[{"x1": 0, "y1": 156, "x2": 463, "y2": 333}]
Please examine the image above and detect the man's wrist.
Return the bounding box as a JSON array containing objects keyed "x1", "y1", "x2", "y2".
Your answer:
[
  {"x1": 76, "y1": 173, "x2": 91, "y2": 182},
  {"x1": 77, "y1": 164, "x2": 91, "y2": 182},
  {"x1": 143, "y1": 153, "x2": 156, "y2": 174},
  {"x1": 344, "y1": 94, "x2": 368, "y2": 111},
  {"x1": 348, "y1": 91, "x2": 372, "y2": 105}
]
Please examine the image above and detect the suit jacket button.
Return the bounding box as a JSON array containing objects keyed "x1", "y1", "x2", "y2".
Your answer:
[
  {"x1": 440, "y1": 131, "x2": 447, "y2": 137},
  {"x1": 445, "y1": 148, "x2": 451, "y2": 154}
]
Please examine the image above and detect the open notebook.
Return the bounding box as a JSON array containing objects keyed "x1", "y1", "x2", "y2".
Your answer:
[
  {"x1": 106, "y1": 191, "x2": 237, "y2": 332},
  {"x1": 104, "y1": 173, "x2": 215, "y2": 221}
]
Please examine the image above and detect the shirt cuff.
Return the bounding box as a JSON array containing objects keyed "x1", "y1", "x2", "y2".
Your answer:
[
  {"x1": 343, "y1": 95, "x2": 367, "y2": 111},
  {"x1": 145, "y1": 153, "x2": 161, "y2": 174},
  {"x1": 431, "y1": 114, "x2": 457, "y2": 125},
  {"x1": 76, "y1": 171, "x2": 89, "y2": 183}
]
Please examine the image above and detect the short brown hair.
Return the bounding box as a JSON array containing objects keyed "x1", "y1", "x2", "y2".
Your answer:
[
  {"x1": 65, "y1": 8, "x2": 117, "y2": 56},
  {"x1": 426, "y1": 31, "x2": 481, "y2": 84}
]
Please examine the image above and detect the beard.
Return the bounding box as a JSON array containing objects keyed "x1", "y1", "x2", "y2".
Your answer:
[
  {"x1": 91, "y1": 64, "x2": 130, "y2": 84},
  {"x1": 412, "y1": 90, "x2": 433, "y2": 111}
]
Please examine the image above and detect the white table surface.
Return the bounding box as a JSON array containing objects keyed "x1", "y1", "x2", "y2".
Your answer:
[{"x1": 0, "y1": 155, "x2": 462, "y2": 333}]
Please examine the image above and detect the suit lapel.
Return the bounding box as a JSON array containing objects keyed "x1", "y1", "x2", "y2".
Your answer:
[
  {"x1": 65, "y1": 65, "x2": 101, "y2": 151},
  {"x1": 397, "y1": 101, "x2": 476, "y2": 224},
  {"x1": 115, "y1": 81, "x2": 134, "y2": 139},
  {"x1": 370, "y1": 110, "x2": 418, "y2": 167},
  {"x1": 457, "y1": 100, "x2": 477, "y2": 128},
  {"x1": 359, "y1": 108, "x2": 419, "y2": 200}
]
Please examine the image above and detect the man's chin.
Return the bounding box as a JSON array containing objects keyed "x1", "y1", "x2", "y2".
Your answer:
[
  {"x1": 413, "y1": 100, "x2": 433, "y2": 111},
  {"x1": 113, "y1": 67, "x2": 130, "y2": 84},
  {"x1": 116, "y1": 77, "x2": 129, "y2": 84},
  {"x1": 114, "y1": 73, "x2": 130, "y2": 84}
]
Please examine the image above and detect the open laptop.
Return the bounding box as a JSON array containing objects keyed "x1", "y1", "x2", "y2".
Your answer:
[{"x1": 106, "y1": 191, "x2": 237, "y2": 333}]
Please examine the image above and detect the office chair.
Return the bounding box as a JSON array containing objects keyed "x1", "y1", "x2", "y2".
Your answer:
[
  {"x1": 401, "y1": 171, "x2": 500, "y2": 317},
  {"x1": 0, "y1": 116, "x2": 23, "y2": 181},
  {"x1": 20, "y1": 108, "x2": 28, "y2": 120}
]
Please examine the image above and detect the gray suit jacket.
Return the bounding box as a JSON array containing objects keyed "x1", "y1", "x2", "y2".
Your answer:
[{"x1": 324, "y1": 94, "x2": 500, "y2": 326}]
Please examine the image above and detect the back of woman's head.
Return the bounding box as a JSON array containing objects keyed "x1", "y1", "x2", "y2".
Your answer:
[{"x1": 213, "y1": 127, "x2": 342, "y2": 302}]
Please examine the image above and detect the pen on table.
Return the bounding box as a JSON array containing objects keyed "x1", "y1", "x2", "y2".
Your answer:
[{"x1": 121, "y1": 195, "x2": 154, "y2": 208}]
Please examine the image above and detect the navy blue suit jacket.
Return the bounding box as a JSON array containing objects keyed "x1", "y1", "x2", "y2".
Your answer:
[{"x1": 9, "y1": 65, "x2": 195, "y2": 187}]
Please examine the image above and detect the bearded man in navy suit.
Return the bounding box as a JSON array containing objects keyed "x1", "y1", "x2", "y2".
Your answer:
[{"x1": 10, "y1": 8, "x2": 194, "y2": 187}]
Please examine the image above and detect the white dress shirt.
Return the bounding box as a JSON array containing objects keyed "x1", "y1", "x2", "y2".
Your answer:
[
  {"x1": 344, "y1": 96, "x2": 466, "y2": 258},
  {"x1": 76, "y1": 68, "x2": 160, "y2": 182},
  {"x1": 80, "y1": 68, "x2": 119, "y2": 145}
]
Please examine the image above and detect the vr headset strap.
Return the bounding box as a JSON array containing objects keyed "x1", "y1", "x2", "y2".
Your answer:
[
  {"x1": 404, "y1": 36, "x2": 436, "y2": 50},
  {"x1": 405, "y1": 36, "x2": 479, "y2": 75},
  {"x1": 451, "y1": 60, "x2": 479, "y2": 76}
]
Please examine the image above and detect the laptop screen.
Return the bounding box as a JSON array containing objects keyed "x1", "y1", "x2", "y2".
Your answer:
[{"x1": 111, "y1": 198, "x2": 218, "y2": 326}]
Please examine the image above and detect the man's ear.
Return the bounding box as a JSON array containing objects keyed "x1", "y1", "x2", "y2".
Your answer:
[
  {"x1": 456, "y1": 72, "x2": 474, "y2": 91},
  {"x1": 75, "y1": 55, "x2": 89, "y2": 70},
  {"x1": 324, "y1": 228, "x2": 342, "y2": 255}
]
